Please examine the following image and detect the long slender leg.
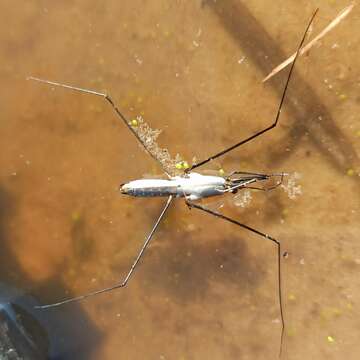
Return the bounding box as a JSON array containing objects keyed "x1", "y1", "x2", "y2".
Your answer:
[
  {"x1": 227, "y1": 170, "x2": 286, "y2": 177},
  {"x1": 242, "y1": 180, "x2": 284, "y2": 192},
  {"x1": 185, "y1": 199, "x2": 285, "y2": 357},
  {"x1": 240, "y1": 173, "x2": 286, "y2": 192},
  {"x1": 187, "y1": 9, "x2": 318, "y2": 172},
  {"x1": 27, "y1": 76, "x2": 171, "y2": 177},
  {"x1": 228, "y1": 178, "x2": 284, "y2": 193},
  {"x1": 35, "y1": 195, "x2": 174, "y2": 309},
  {"x1": 226, "y1": 172, "x2": 286, "y2": 192}
]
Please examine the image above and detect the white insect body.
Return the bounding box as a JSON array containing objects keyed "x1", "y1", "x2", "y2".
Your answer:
[
  {"x1": 120, "y1": 173, "x2": 226, "y2": 200},
  {"x1": 120, "y1": 172, "x2": 270, "y2": 200}
]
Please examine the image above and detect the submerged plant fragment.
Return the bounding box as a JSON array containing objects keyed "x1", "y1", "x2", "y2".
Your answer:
[
  {"x1": 281, "y1": 172, "x2": 302, "y2": 200},
  {"x1": 131, "y1": 115, "x2": 186, "y2": 175}
]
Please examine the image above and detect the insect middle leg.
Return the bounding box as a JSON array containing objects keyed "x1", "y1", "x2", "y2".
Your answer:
[{"x1": 187, "y1": 10, "x2": 318, "y2": 172}]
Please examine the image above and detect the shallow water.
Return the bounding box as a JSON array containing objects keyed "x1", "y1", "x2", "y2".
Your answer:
[{"x1": 0, "y1": 1, "x2": 359, "y2": 359}]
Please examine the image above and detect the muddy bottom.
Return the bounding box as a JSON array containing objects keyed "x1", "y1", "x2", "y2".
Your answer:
[{"x1": 0, "y1": 1, "x2": 359, "y2": 359}]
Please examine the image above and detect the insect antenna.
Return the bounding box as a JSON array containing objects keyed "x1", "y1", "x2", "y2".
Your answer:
[
  {"x1": 187, "y1": 9, "x2": 319, "y2": 173},
  {"x1": 34, "y1": 195, "x2": 174, "y2": 309}
]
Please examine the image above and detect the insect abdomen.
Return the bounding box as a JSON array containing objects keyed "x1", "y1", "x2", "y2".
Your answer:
[{"x1": 130, "y1": 186, "x2": 178, "y2": 197}]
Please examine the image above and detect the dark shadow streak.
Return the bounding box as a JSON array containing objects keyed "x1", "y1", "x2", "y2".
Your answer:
[
  {"x1": 204, "y1": 1, "x2": 359, "y2": 176},
  {"x1": 0, "y1": 185, "x2": 101, "y2": 359}
]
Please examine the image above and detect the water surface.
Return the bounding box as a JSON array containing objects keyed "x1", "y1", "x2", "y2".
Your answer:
[{"x1": 0, "y1": 1, "x2": 359, "y2": 359}]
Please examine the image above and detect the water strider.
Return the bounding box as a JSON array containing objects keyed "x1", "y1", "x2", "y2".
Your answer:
[{"x1": 28, "y1": 10, "x2": 318, "y2": 356}]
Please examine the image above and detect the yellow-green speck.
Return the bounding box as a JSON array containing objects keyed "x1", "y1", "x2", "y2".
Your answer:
[
  {"x1": 282, "y1": 208, "x2": 289, "y2": 217},
  {"x1": 287, "y1": 327, "x2": 296, "y2": 337},
  {"x1": 356, "y1": 130, "x2": 360, "y2": 138},
  {"x1": 346, "y1": 168, "x2": 354, "y2": 176},
  {"x1": 175, "y1": 161, "x2": 189, "y2": 170},
  {"x1": 339, "y1": 94, "x2": 347, "y2": 100},
  {"x1": 182, "y1": 161, "x2": 189, "y2": 169},
  {"x1": 288, "y1": 294, "x2": 296, "y2": 301},
  {"x1": 130, "y1": 119, "x2": 138, "y2": 127},
  {"x1": 71, "y1": 211, "x2": 81, "y2": 222},
  {"x1": 219, "y1": 168, "x2": 225, "y2": 176},
  {"x1": 327, "y1": 335, "x2": 335, "y2": 343}
]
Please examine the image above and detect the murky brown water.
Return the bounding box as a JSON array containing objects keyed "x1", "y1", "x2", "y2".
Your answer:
[{"x1": 1, "y1": 1, "x2": 359, "y2": 359}]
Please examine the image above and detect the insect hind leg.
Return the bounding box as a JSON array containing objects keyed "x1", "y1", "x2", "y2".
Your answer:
[{"x1": 184, "y1": 199, "x2": 285, "y2": 357}]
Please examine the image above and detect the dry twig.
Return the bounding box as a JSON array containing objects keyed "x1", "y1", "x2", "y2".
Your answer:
[{"x1": 263, "y1": 3, "x2": 355, "y2": 83}]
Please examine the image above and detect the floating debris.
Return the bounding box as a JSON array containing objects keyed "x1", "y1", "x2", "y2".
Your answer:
[
  {"x1": 131, "y1": 115, "x2": 186, "y2": 175},
  {"x1": 288, "y1": 294, "x2": 296, "y2": 301},
  {"x1": 281, "y1": 172, "x2": 302, "y2": 200},
  {"x1": 327, "y1": 335, "x2": 335, "y2": 343},
  {"x1": 71, "y1": 211, "x2": 81, "y2": 223},
  {"x1": 339, "y1": 94, "x2": 347, "y2": 100},
  {"x1": 263, "y1": 3, "x2": 355, "y2": 82},
  {"x1": 234, "y1": 189, "x2": 252, "y2": 208},
  {"x1": 175, "y1": 161, "x2": 189, "y2": 170},
  {"x1": 129, "y1": 118, "x2": 138, "y2": 127}
]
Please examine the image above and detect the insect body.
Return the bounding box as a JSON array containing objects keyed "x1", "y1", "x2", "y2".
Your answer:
[{"x1": 120, "y1": 172, "x2": 278, "y2": 200}]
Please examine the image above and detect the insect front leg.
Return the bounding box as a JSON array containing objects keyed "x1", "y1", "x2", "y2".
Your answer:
[{"x1": 35, "y1": 195, "x2": 174, "y2": 309}]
